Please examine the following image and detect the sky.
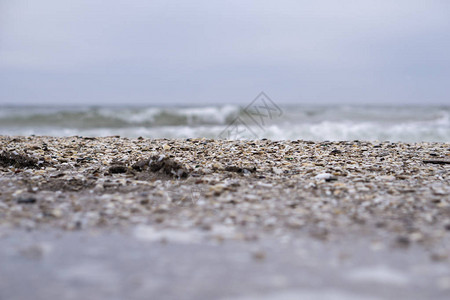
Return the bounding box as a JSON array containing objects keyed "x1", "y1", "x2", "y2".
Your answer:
[{"x1": 1, "y1": 0, "x2": 449, "y2": 106}]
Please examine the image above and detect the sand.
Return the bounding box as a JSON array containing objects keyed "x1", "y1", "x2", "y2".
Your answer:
[{"x1": 0, "y1": 136, "x2": 449, "y2": 299}]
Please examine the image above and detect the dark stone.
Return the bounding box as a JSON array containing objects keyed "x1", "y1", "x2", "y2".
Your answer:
[
  {"x1": 423, "y1": 159, "x2": 450, "y2": 165},
  {"x1": 40, "y1": 178, "x2": 95, "y2": 192},
  {"x1": 225, "y1": 166, "x2": 257, "y2": 173},
  {"x1": 329, "y1": 149, "x2": 342, "y2": 155},
  {"x1": 396, "y1": 236, "x2": 410, "y2": 247},
  {"x1": 149, "y1": 158, "x2": 165, "y2": 172},
  {"x1": 375, "y1": 221, "x2": 385, "y2": 228},
  {"x1": 17, "y1": 197, "x2": 37, "y2": 204},
  {"x1": 77, "y1": 157, "x2": 94, "y2": 163},
  {"x1": 132, "y1": 156, "x2": 189, "y2": 178},
  {"x1": 161, "y1": 157, "x2": 188, "y2": 178},
  {"x1": 50, "y1": 172, "x2": 66, "y2": 178},
  {"x1": 0, "y1": 151, "x2": 38, "y2": 169},
  {"x1": 109, "y1": 165, "x2": 128, "y2": 174},
  {"x1": 325, "y1": 176, "x2": 338, "y2": 182},
  {"x1": 132, "y1": 159, "x2": 149, "y2": 172}
]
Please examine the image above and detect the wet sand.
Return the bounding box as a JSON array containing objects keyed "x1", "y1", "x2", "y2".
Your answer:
[{"x1": 0, "y1": 136, "x2": 449, "y2": 299}]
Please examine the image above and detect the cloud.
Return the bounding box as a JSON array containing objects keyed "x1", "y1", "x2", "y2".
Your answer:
[{"x1": 1, "y1": 0, "x2": 449, "y2": 104}]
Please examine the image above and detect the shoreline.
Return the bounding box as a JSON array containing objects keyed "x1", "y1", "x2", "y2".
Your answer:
[{"x1": 1, "y1": 135, "x2": 450, "y2": 299}]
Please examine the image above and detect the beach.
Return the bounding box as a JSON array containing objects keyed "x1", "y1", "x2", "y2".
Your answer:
[
  {"x1": 1, "y1": 136, "x2": 449, "y2": 299},
  {"x1": 3, "y1": 0, "x2": 450, "y2": 298}
]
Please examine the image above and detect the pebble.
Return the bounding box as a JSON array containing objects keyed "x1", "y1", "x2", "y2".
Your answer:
[
  {"x1": 315, "y1": 173, "x2": 337, "y2": 182},
  {"x1": 16, "y1": 197, "x2": 37, "y2": 204},
  {"x1": 0, "y1": 136, "x2": 448, "y2": 254}
]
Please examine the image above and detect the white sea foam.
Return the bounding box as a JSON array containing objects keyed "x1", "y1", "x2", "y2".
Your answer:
[{"x1": 0, "y1": 105, "x2": 448, "y2": 142}]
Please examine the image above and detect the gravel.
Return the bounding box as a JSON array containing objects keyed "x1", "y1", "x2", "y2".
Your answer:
[{"x1": 0, "y1": 135, "x2": 449, "y2": 299}]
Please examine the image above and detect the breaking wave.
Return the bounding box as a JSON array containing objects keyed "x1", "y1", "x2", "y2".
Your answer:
[{"x1": 0, "y1": 105, "x2": 448, "y2": 142}]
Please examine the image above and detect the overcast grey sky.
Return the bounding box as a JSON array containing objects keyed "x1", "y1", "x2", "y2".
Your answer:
[{"x1": 1, "y1": 0, "x2": 449, "y2": 105}]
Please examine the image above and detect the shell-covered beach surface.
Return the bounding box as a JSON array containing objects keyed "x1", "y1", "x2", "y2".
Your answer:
[{"x1": 1, "y1": 136, "x2": 449, "y2": 299}]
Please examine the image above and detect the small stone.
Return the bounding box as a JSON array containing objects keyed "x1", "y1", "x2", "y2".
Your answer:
[
  {"x1": 409, "y1": 232, "x2": 423, "y2": 242},
  {"x1": 395, "y1": 236, "x2": 410, "y2": 248},
  {"x1": 252, "y1": 250, "x2": 266, "y2": 261},
  {"x1": 140, "y1": 198, "x2": 149, "y2": 205},
  {"x1": 272, "y1": 167, "x2": 283, "y2": 175},
  {"x1": 378, "y1": 175, "x2": 396, "y2": 181},
  {"x1": 209, "y1": 184, "x2": 226, "y2": 195},
  {"x1": 315, "y1": 173, "x2": 337, "y2": 182},
  {"x1": 50, "y1": 209, "x2": 63, "y2": 218},
  {"x1": 0, "y1": 151, "x2": 39, "y2": 169},
  {"x1": 109, "y1": 165, "x2": 128, "y2": 174},
  {"x1": 17, "y1": 197, "x2": 37, "y2": 204},
  {"x1": 286, "y1": 218, "x2": 304, "y2": 229},
  {"x1": 430, "y1": 253, "x2": 448, "y2": 262},
  {"x1": 329, "y1": 149, "x2": 342, "y2": 155}
]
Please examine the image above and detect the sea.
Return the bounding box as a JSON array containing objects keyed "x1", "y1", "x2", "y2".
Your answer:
[{"x1": 0, "y1": 104, "x2": 448, "y2": 142}]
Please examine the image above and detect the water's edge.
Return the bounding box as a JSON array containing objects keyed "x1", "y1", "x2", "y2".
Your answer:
[{"x1": 0, "y1": 105, "x2": 448, "y2": 142}]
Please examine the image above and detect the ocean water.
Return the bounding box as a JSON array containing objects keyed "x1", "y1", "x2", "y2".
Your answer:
[{"x1": 0, "y1": 105, "x2": 448, "y2": 142}]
